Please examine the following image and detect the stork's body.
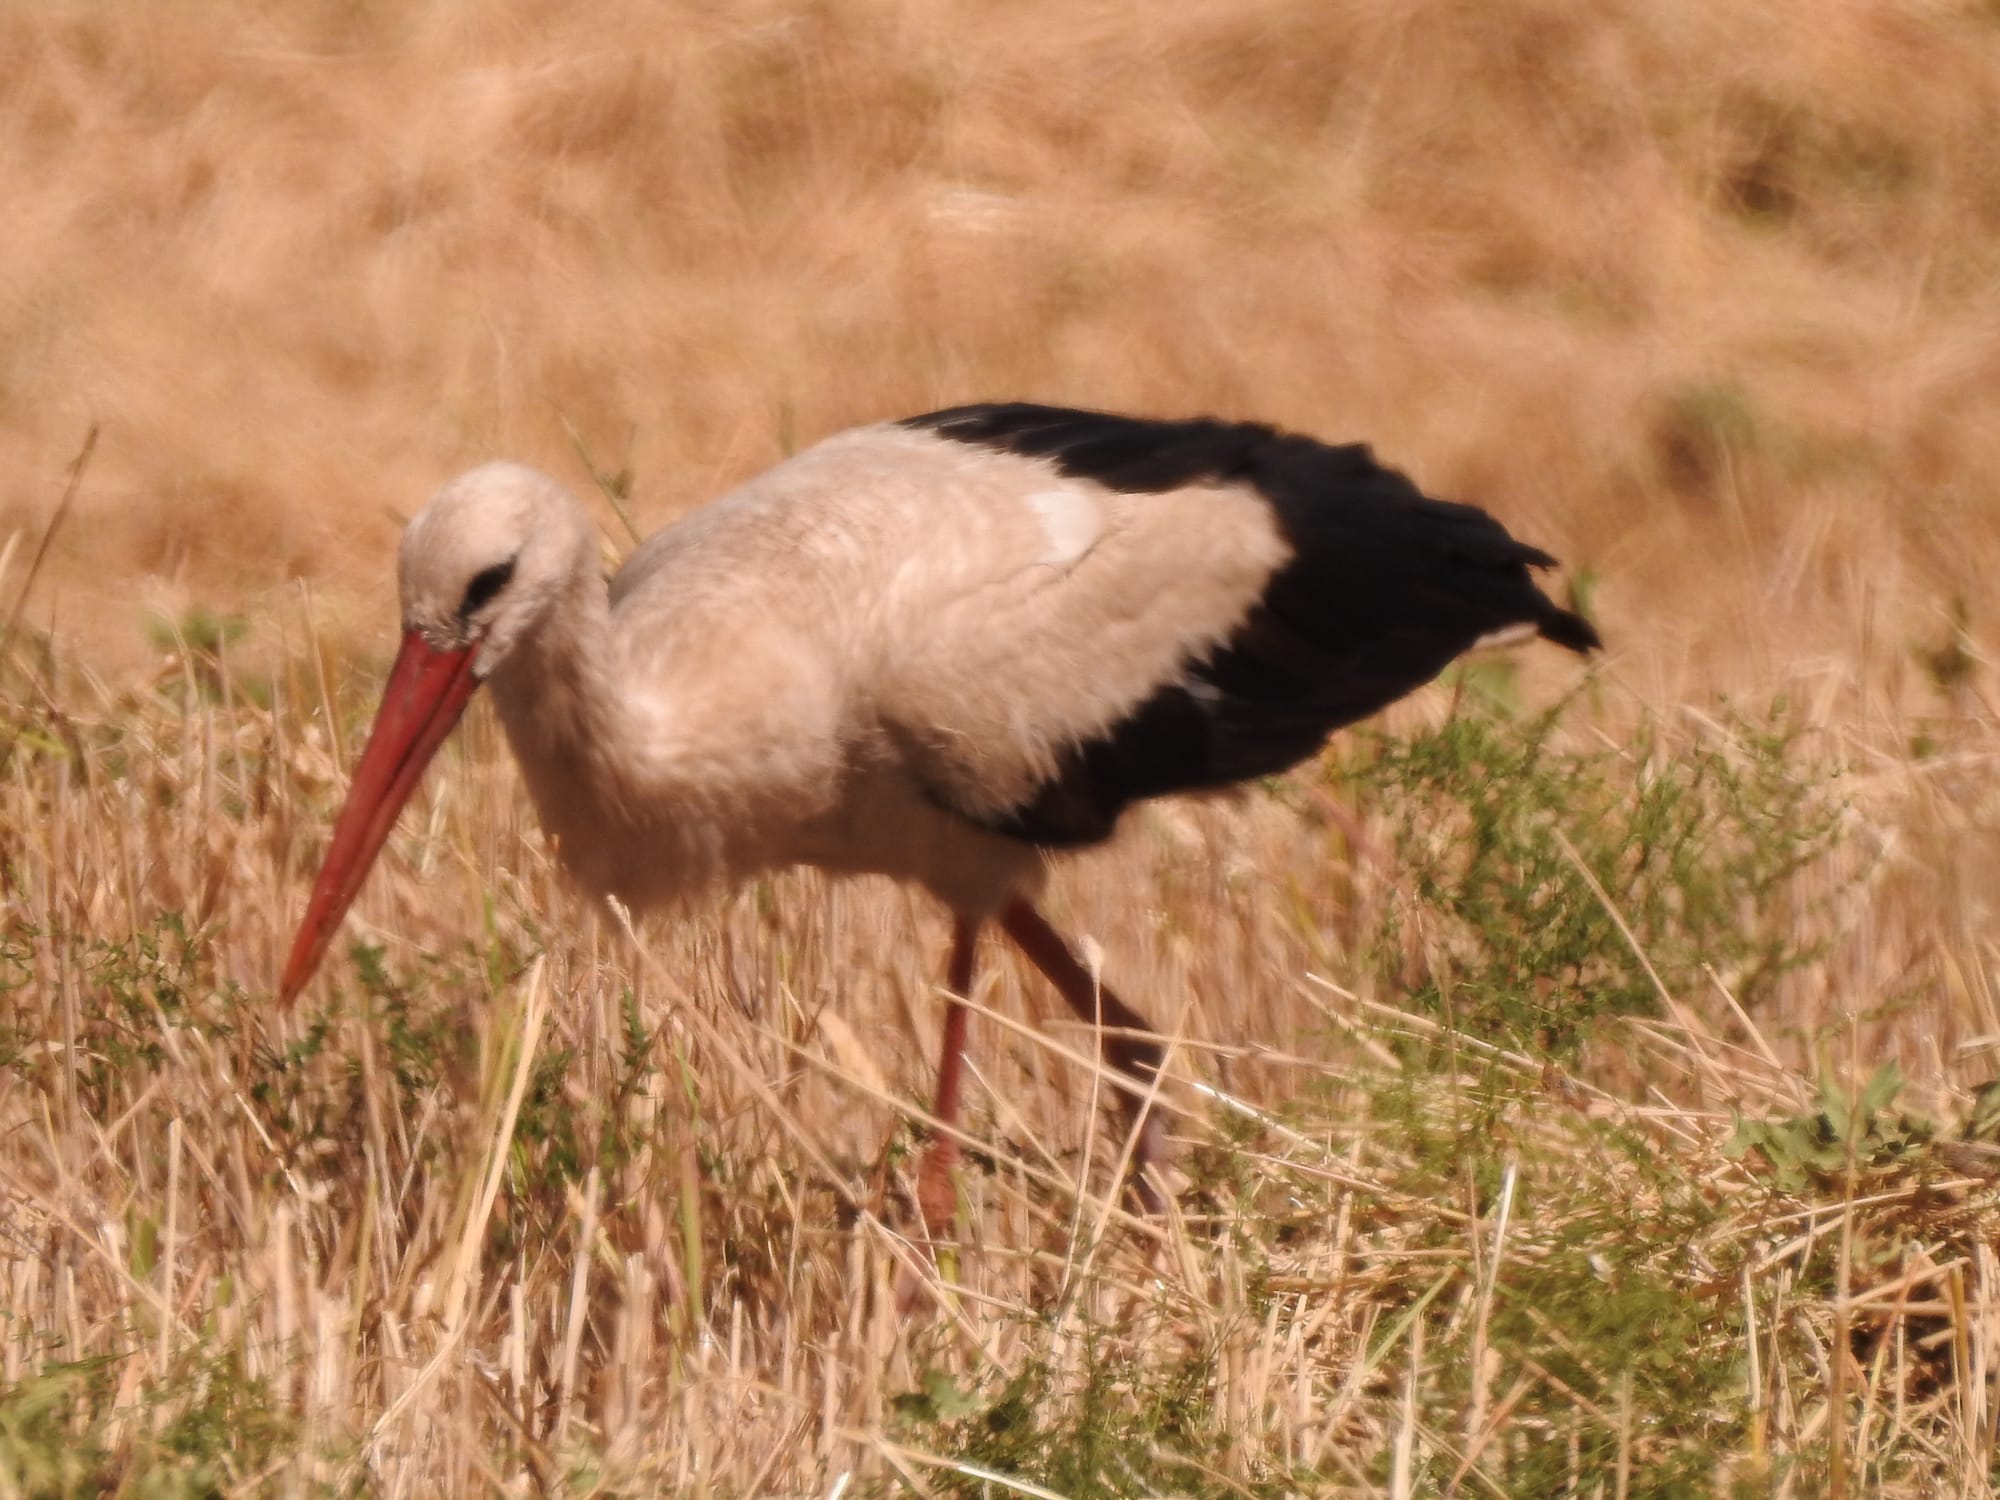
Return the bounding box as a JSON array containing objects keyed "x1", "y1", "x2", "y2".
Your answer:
[{"x1": 283, "y1": 404, "x2": 1600, "y2": 1226}]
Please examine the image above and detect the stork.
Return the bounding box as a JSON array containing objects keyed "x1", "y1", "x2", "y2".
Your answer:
[{"x1": 279, "y1": 403, "x2": 1600, "y2": 1229}]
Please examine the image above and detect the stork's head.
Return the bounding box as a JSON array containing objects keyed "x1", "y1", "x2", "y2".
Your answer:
[
  {"x1": 279, "y1": 462, "x2": 590, "y2": 1004},
  {"x1": 397, "y1": 461, "x2": 594, "y2": 678}
]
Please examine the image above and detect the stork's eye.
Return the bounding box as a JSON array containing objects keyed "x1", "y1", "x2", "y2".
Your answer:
[{"x1": 459, "y1": 557, "x2": 517, "y2": 618}]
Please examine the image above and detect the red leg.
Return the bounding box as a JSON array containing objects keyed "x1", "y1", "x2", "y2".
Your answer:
[
  {"x1": 917, "y1": 916, "x2": 979, "y2": 1236},
  {"x1": 998, "y1": 899, "x2": 1170, "y2": 1214}
]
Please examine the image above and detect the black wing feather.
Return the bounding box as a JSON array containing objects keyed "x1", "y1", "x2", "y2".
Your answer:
[{"x1": 903, "y1": 404, "x2": 1600, "y2": 846}]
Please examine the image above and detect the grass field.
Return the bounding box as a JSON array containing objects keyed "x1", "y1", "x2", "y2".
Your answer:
[{"x1": 5, "y1": 0, "x2": 2000, "y2": 1493}]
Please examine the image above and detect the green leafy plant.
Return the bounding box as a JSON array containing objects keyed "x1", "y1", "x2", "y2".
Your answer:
[
  {"x1": 1726, "y1": 1061, "x2": 1938, "y2": 1194},
  {"x1": 0, "y1": 1352, "x2": 294, "y2": 1499},
  {"x1": 891, "y1": 1348, "x2": 1297, "y2": 1499},
  {"x1": 1341, "y1": 700, "x2": 1846, "y2": 1059}
]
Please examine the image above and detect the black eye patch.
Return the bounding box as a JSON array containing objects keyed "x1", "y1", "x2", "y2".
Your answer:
[{"x1": 459, "y1": 556, "x2": 517, "y2": 618}]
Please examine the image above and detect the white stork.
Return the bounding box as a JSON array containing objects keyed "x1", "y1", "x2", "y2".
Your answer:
[{"x1": 279, "y1": 403, "x2": 1600, "y2": 1228}]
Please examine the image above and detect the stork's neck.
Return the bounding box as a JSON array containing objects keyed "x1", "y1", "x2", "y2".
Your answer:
[{"x1": 483, "y1": 556, "x2": 626, "y2": 852}]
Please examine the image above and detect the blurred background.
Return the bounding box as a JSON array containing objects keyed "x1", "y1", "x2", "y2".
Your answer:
[{"x1": 6, "y1": 0, "x2": 1997, "y2": 709}]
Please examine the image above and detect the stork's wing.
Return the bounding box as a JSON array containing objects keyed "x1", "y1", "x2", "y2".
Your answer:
[
  {"x1": 613, "y1": 406, "x2": 1596, "y2": 853},
  {"x1": 850, "y1": 405, "x2": 1599, "y2": 848}
]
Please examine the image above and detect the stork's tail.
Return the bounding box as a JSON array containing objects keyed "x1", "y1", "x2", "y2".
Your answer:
[{"x1": 1537, "y1": 601, "x2": 1602, "y2": 656}]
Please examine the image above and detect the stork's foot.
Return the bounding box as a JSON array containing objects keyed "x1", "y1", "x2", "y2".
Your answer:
[
  {"x1": 910, "y1": 898, "x2": 1177, "y2": 1279},
  {"x1": 916, "y1": 919, "x2": 980, "y2": 1244},
  {"x1": 915, "y1": 1137, "x2": 961, "y2": 1240},
  {"x1": 1124, "y1": 1100, "x2": 1172, "y2": 1218},
  {"x1": 999, "y1": 897, "x2": 1178, "y2": 1221},
  {"x1": 913, "y1": 1110, "x2": 1167, "y2": 1237},
  {"x1": 896, "y1": 1138, "x2": 966, "y2": 1318}
]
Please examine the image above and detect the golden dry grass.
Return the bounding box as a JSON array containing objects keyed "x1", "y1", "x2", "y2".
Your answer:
[{"x1": 5, "y1": 0, "x2": 2000, "y2": 1493}]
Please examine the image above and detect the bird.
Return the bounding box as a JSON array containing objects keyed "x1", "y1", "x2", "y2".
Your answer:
[{"x1": 279, "y1": 402, "x2": 1600, "y2": 1231}]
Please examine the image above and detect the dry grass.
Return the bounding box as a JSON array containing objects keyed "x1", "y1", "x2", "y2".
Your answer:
[{"x1": 5, "y1": 0, "x2": 2000, "y2": 1493}]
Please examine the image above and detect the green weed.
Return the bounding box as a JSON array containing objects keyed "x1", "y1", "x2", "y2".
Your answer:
[
  {"x1": 1726, "y1": 1061, "x2": 1937, "y2": 1195},
  {"x1": 0, "y1": 1351, "x2": 297, "y2": 1499},
  {"x1": 895, "y1": 1347, "x2": 1305, "y2": 1499},
  {"x1": 1342, "y1": 701, "x2": 1845, "y2": 1061},
  {"x1": 144, "y1": 607, "x2": 269, "y2": 709}
]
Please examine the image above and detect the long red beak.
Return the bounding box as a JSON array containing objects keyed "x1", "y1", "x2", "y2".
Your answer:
[{"x1": 279, "y1": 630, "x2": 481, "y2": 1004}]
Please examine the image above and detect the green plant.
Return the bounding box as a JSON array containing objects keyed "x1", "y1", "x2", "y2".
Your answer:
[
  {"x1": 892, "y1": 1346, "x2": 1303, "y2": 1499},
  {"x1": 1726, "y1": 1061, "x2": 1937, "y2": 1194},
  {"x1": 1342, "y1": 701, "x2": 1845, "y2": 1060},
  {"x1": 145, "y1": 608, "x2": 269, "y2": 708},
  {"x1": 0, "y1": 1352, "x2": 296, "y2": 1499}
]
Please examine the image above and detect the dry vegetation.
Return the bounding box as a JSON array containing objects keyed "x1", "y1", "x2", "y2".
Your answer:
[{"x1": 5, "y1": 0, "x2": 2000, "y2": 1493}]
